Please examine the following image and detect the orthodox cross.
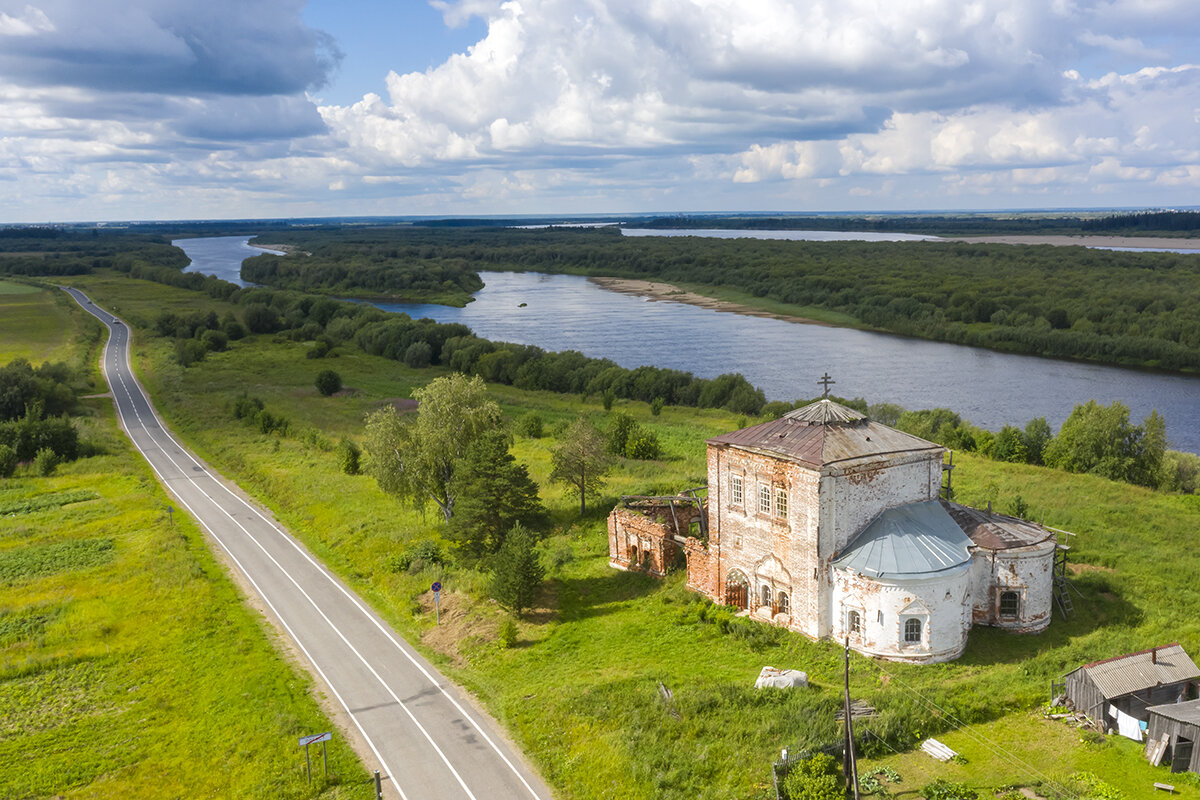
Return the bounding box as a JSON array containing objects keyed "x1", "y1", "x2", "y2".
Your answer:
[{"x1": 817, "y1": 372, "x2": 835, "y2": 398}]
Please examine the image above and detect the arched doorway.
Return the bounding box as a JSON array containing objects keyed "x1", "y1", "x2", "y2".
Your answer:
[{"x1": 725, "y1": 569, "x2": 749, "y2": 609}]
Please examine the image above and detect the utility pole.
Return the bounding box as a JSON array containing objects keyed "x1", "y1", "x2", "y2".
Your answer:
[{"x1": 843, "y1": 637, "x2": 860, "y2": 800}]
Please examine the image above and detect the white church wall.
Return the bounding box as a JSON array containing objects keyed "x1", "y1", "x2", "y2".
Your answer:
[
  {"x1": 969, "y1": 541, "x2": 1056, "y2": 632},
  {"x1": 832, "y1": 566, "x2": 972, "y2": 663},
  {"x1": 821, "y1": 453, "x2": 944, "y2": 557}
]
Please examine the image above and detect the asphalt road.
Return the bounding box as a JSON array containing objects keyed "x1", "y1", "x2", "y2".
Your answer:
[{"x1": 65, "y1": 287, "x2": 553, "y2": 800}]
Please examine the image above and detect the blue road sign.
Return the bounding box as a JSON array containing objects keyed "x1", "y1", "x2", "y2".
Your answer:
[{"x1": 431, "y1": 581, "x2": 442, "y2": 593}]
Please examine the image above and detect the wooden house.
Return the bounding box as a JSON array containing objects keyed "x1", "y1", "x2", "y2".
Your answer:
[
  {"x1": 1146, "y1": 699, "x2": 1200, "y2": 774},
  {"x1": 1063, "y1": 644, "x2": 1200, "y2": 738}
]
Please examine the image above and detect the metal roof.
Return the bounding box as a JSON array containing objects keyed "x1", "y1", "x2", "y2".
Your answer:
[
  {"x1": 1148, "y1": 698, "x2": 1200, "y2": 726},
  {"x1": 941, "y1": 500, "x2": 1057, "y2": 550},
  {"x1": 707, "y1": 400, "x2": 943, "y2": 470},
  {"x1": 832, "y1": 500, "x2": 973, "y2": 579},
  {"x1": 1070, "y1": 644, "x2": 1200, "y2": 700}
]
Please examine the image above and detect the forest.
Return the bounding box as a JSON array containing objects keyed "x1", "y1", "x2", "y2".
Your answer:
[{"x1": 241, "y1": 225, "x2": 1200, "y2": 372}]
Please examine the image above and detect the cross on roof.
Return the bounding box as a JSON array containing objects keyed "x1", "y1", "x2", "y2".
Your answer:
[{"x1": 817, "y1": 372, "x2": 835, "y2": 398}]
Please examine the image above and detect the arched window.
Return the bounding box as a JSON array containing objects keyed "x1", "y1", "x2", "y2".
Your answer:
[
  {"x1": 630, "y1": 544, "x2": 639, "y2": 567},
  {"x1": 848, "y1": 610, "x2": 862, "y2": 636},
  {"x1": 761, "y1": 584, "x2": 772, "y2": 608},
  {"x1": 999, "y1": 591, "x2": 1020, "y2": 619},
  {"x1": 777, "y1": 592, "x2": 789, "y2": 615},
  {"x1": 903, "y1": 617, "x2": 922, "y2": 644}
]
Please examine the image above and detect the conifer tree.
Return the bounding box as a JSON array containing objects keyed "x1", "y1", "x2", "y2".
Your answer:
[
  {"x1": 489, "y1": 524, "x2": 544, "y2": 617},
  {"x1": 448, "y1": 429, "x2": 545, "y2": 558}
]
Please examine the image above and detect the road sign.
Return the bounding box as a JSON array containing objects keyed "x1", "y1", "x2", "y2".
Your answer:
[
  {"x1": 431, "y1": 581, "x2": 442, "y2": 592},
  {"x1": 298, "y1": 732, "x2": 331, "y2": 747}
]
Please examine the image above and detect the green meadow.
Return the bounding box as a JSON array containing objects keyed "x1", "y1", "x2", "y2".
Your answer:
[
  {"x1": 0, "y1": 285, "x2": 370, "y2": 799},
  {"x1": 48, "y1": 271, "x2": 1200, "y2": 799}
]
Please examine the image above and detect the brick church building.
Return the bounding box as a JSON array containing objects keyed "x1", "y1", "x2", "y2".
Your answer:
[{"x1": 608, "y1": 394, "x2": 1060, "y2": 663}]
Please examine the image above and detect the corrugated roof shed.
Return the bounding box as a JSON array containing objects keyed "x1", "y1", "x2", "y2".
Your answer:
[
  {"x1": 832, "y1": 500, "x2": 973, "y2": 578},
  {"x1": 1148, "y1": 698, "x2": 1200, "y2": 725},
  {"x1": 1070, "y1": 644, "x2": 1200, "y2": 700},
  {"x1": 707, "y1": 399, "x2": 943, "y2": 470}
]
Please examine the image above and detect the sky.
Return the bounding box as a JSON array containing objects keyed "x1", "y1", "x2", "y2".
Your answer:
[{"x1": 1, "y1": 0, "x2": 1199, "y2": 222}]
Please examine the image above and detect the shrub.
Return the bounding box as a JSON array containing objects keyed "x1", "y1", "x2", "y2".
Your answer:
[
  {"x1": 781, "y1": 752, "x2": 843, "y2": 800},
  {"x1": 498, "y1": 617, "x2": 518, "y2": 648},
  {"x1": 174, "y1": 339, "x2": 207, "y2": 367},
  {"x1": 515, "y1": 412, "x2": 544, "y2": 438},
  {"x1": 200, "y1": 328, "x2": 228, "y2": 352},
  {"x1": 315, "y1": 369, "x2": 342, "y2": 396},
  {"x1": 921, "y1": 779, "x2": 977, "y2": 800},
  {"x1": 255, "y1": 410, "x2": 289, "y2": 435},
  {"x1": 601, "y1": 390, "x2": 616, "y2": 410},
  {"x1": 306, "y1": 339, "x2": 331, "y2": 359},
  {"x1": 404, "y1": 341, "x2": 433, "y2": 368},
  {"x1": 388, "y1": 539, "x2": 446, "y2": 573},
  {"x1": 221, "y1": 318, "x2": 248, "y2": 340},
  {"x1": 232, "y1": 394, "x2": 264, "y2": 419},
  {"x1": 338, "y1": 438, "x2": 361, "y2": 475},
  {"x1": 33, "y1": 447, "x2": 59, "y2": 476},
  {"x1": 625, "y1": 428, "x2": 662, "y2": 460},
  {"x1": 0, "y1": 443, "x2": 15, "y2": 477},
  {"x1": 650, "y1": 397, "x2": 664, "y2": 416},
  {"x1": 489, "y1": 524, "x2": 544, "y2": 616}
]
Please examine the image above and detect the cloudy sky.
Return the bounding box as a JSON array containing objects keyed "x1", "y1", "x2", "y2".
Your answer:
[{"x1": 2, "y1": 0, "x2": 1198, "y2": 222}]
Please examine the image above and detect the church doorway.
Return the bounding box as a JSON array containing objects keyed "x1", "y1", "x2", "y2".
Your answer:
[{"x1": 725, "y1": 569, "x2": 749, "y2": 610}]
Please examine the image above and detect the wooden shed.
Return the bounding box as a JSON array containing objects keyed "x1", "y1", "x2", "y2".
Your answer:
[
  {"x1": 1146, "y1": 699, "x2": 1200, "y2": 774},
  {"x1": 1062, "y1": 643, "x2": 1200, "y2": 735}
]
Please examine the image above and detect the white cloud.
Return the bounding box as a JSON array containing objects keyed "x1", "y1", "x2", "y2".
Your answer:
[{"x1": 0, "y1": 5, "x2": 53, "y2": 36}]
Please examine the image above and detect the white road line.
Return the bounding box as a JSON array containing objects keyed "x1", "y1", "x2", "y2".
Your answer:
[{"x1": 72, "y1": 291, "x2": 544, "y2": 799}]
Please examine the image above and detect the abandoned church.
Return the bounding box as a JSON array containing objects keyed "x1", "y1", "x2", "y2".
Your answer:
[{"x1": 607, "y1": 393, "x2": 1065, "y2": 663}]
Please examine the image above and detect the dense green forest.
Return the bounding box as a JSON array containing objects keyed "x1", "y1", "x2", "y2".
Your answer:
[
  {"x1": 243, "y1": 226, "x2": 1200, "y2": 372},
  {"x1": 0, "y1": 230, "x2": 188, "y2": 276}
]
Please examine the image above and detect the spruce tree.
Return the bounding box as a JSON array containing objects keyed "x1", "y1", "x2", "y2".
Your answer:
[
  {"x1": 490, "y1": 524, "x2": 544, "y2": 617},
  {"x1": 448, "y1": 429, "x2": 545, "y2": 558}
]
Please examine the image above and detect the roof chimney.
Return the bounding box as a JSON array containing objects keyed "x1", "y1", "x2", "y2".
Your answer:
[{"x1": 1152, "y1": 647, "x2": 1158, "y2": 664}]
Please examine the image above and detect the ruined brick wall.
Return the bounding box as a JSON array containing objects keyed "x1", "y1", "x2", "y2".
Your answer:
[
  {"x1": 968, "y1": 540, "x2": 1056, "y2": 632},
  {"x1": 607, "y1": 507, "x2": 681, "y2": 577},
  {"x1": 684, "y1": 538, "x2": 719, "y2": 598}
]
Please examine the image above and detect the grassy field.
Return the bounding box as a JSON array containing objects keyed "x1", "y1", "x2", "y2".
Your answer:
[
  {"x1": 55, "y1": 271, "x2": 1200, "y2": 799},
  {"x1": 0, "y1": 279, "x2": 101, "y2": 368},
  {"x1": 0, "y1": 286, "x2": 371, "y2": 799}
]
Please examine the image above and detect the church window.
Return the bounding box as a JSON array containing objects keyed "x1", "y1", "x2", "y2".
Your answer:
[
  {"x1": 759, "y1": 483, "x2": 772, "y2": 514},
  {"x1": 903, "y1": 617, "x2": 922, "y2": 644},
  {"x1": 761, "y1": 584, "x2": 772, "y2": 608},
  {"x1": 775, "y1": 486, "x2": 788, "y2": 518},
  {"x1": 731, "y1": 475, "x2": 743, "y2": 506},
  {"x1": 778, "y1": 592, "x2": 789, "y2": 615},
  {"x1": 999, "y1": 591, "x2": 1020, "y2": 619},
  {"x1": 848, "y1": 610, "x2": 862, "y2": 636}
]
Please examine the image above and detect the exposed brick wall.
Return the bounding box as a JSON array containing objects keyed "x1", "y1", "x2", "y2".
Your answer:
[{"x1": 607, "y1": 507, "x2": 682, "y2": 577}]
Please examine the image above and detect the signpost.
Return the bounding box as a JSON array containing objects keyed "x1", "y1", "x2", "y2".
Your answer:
[
  {"x1": 298, "y1": 732, "x2": 331, "y2": 784},
  {"x1": 431, "y1": 581, "x2": 442, "y2": 625}
]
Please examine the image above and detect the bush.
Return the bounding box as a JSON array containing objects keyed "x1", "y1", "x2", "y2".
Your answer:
[
  {"x1": 625, "y1": 428, "x2": 662, "y2": 460},
  {"x1": 315, "y1": 369, "x2": 342, "y2": 396},
  {"x1": 232, "y1": 394, "x2": 264, "y2": 419},
  {"x1": 489, "y1": 523, "x2": 544, "y2": 616},
  {"x1": 781, "y1": 752, "x2": 843, "y2": 800},
  {"x1": 404, "y1": 341, "x2": 433, "y2": 368},
  {"x1": 515, "y1": 412, "x2": 544, "y2": 438},
  {"x1": 255, "y1": 410, "x2": 289, "y2": 435},
  {"x1": 498, "y1": 617, "x2": 518, "y2": 648},
  {"x1": 650, "y1": 397, "x2": 664, "y2": 416},
  {"x1": 921, "y1": 779, "x2": 977, "y2": 800},
  {"x1": 388, "y1": 539, "x2": 446, "y2": 573},
  {"x1": 306, "y1": 339, "x2": 331, "y2": 359},
  {"x1": 338, "y1": 437, "x2": 361, "y2": 475},
  {"x1": 33, "y1": 447, "x2": 59, "y2": 476},
  {"x1": 0, "y1": 443, "x2": 15, "y2": 477},
  {"x1": 174, "y1": 339, "x2": 207, "y2": 367},
  {"x1": 200, "y1": 329, "x2": 228, "y2": 352}
]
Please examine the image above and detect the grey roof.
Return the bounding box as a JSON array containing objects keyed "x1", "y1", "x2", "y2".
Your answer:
[
  {"x1": 832, "y1": 500, "x2": 973, "y2": 579},
  {"x1": 708, "y1": 399, "x2": 943, "y2": 470},
  {"x1": 941, "y1": 500, "x2": 1057, "y2": 550},
  {"x1": 1070, "y1": 644, "x2": 1200, "y2": 700},
  {"x1": 1148, "y1": 698, "x2": 1200, "y2": 726}
]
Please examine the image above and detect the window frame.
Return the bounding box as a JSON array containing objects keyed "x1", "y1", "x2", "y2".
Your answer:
[
  {"x1": 999, "y1": 590, "x2": 1021, "y2": 620},
  {"x1": 848, "y1": 609, "x2": 863, "y2": 636},
  {"x1": 731, "y1": 474, "x2": 744, "y2": 507},
  {"x1": 902, "y1": 616, "x2": 923, "y2": 645},
  {"x1": 775, "y1": 486, "x2": 788, "y2": 519},
  {"x1": 758, "y1": 483, "x2": 772, "y2": 515}
]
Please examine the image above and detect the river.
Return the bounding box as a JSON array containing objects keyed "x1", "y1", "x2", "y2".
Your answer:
[{"x1": 174, "y1": 236, "x2": 1200, "y2": 453}]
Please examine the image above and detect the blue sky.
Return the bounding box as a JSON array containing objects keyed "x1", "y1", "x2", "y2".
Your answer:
[{"x1": 2, "y1": 0, "x2": 1199, "y2": 222}]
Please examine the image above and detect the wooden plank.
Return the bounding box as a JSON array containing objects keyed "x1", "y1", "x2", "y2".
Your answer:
[{"x1": 1147, "y1": 732, "x2": 1169, "y2": 766}]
